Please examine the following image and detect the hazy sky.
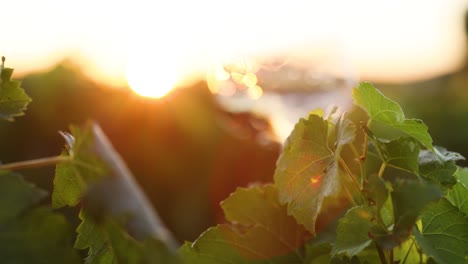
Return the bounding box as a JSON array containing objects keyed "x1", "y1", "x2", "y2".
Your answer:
[{"x1": 2, "y1": 0, "x2": 468, "y2": 86}]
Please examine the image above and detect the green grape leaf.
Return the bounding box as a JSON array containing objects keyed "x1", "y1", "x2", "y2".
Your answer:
[
  {"x1": 75, "y1": 210, "x2": 114, "y2": 264},
  {"x1": 179, "y1": 227, "x2": 302, "y2": 264},
  {"x1": 0, "y1": 67, "x2": 32, "y2": 121},
  {"x1": 0, "y1": 171, "x2": 47, "y2": 224},
  {"x1": 0, "y1": 207, "x2": 81, "y2": 263},
  {"x1": 77, "y1": 210, "x2": 180, "y2": 264},
  {"x1": 414, "y1": 198, "x2": 468, "y2": 264},
  {"x1": 180, "y1": 184, "x2": 309, "y2": 263},
  {"x1": 447, "y1": 167, "x2": 468, "y2": 217},
  {"x1": 372, "y1": 137, "x2": 420, "y2": 174},
  {"x1": 353, "y1": 82, "x2": 433, "y2": 151},
  {"x1": 332, "y1": 206, "x2": 374, "y2": 256},
  {"x1": 274, "y1": 114, "x2": 355, "y2": 233},
  {"x1": 52, "y1": 124, "x2": 108, "y2": 208},
  {"x1": 383, "y1": 180, "x2": 442, "y2": 249},
  {"x1": 418, "y1": 148, "x2": 462, "y2": 189},
  {"x1": 0, "y1": 172, "x2": 80, "y2": 262}
]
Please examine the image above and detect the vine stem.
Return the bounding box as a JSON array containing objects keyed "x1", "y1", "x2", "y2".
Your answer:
[
  {"x1": 0, "y1": 156, "x2": 69, "y2": 171},
  {"x1": 375, "y1": 243, "x2": 388, "y2": 264},
  {"x1": 378, "y1": 162, "x2": 387, "y2": 178}
]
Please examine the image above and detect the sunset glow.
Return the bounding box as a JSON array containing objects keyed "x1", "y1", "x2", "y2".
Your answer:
[{"x1": 2, "y1": 0, "x2": 467, "y2": 93}]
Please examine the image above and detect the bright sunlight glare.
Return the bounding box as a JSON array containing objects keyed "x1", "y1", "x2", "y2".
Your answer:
[{"x1": 125, "y1": 45, "x2": 180, "y2": 99}]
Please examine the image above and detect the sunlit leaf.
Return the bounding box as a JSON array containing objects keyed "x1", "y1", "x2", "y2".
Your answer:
[
  {"x1": 52, "y1": 124, "x2": 108, "y2": 208},
  {"x1": 0, "y1": 67, "x2": 32, "y2": 121},
  {"x1": 274, "y1": 115, "x2": 334, "y2": 233},
  {"x1": 414, "y1": 198, "x2": 468, "y2": 264},
  {"x1": 275, "y1": 113, "x2": 355, "y2": 234},
  {"x1": 332, "y1": 206, "x2": 374, "y2": 256},
  {"x1": 75, "y1": 210, "x2": 114, "y2": 264},
  {"x1": 180, "y1": 184, "x2": 309, "y2": 263},
  {"x1": 447, "y1": 167, "x2": 468, "y2": 217},
  {"x1": 353, "y1": 82, "x2": 433, "y2": 151}
]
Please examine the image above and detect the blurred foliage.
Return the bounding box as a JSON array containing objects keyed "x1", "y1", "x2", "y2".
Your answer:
[{"x1": 0, "y1": 62, "x2": 280, "y2": 242}]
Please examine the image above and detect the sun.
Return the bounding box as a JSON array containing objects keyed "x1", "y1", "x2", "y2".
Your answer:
[{"x1": 125, "y1": 49, "x2": 179, "y2": 99}]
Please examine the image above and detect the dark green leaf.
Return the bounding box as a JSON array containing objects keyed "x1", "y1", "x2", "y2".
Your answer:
[
  {"x1": 419, "y1": 149, "x2": 460, "y2": 189},
  {"x1": 0, "y1": 171, "x2": 79, "y2": 263},
  {"x1": 0, "y1": 67, "x2": 32, "y2": 121},
  {"x1": 0, "y1": 171, "x2": 47, "y2": 224},
  {"x1": 387, "y1": 180, "x2": 442, "y2": 248},
  {"x1": 414, "y1": 198, "x2": 468, "y2": 264},
  {"x1": 373, "y1": 137, "x2": 420, "y2": 174},
  {"x1": 352, "y1": 82, "x2": 433, "y2": 151},
  {"x1": 0, "y1": 207, "x2": 81, "y2": 263},
  {"x1": 332, "y1": 206, "x2": 374, "y2": 256},
  {"x1": 52, "y1": 124, "x2": 108, "y2": 208}
]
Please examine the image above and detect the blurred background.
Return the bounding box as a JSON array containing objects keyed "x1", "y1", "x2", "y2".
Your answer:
[{"x1": 1, "y1": 0, "x2": 468, "y2": 242}]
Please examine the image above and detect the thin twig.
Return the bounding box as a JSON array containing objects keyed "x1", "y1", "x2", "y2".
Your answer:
[
  {"x1": 376, "y1": 243, "x2": 388, "y2": 264},
  {"x1": 402, "y1": 238, "x2": 415, "y2": 264},
  {"x1": 0, "y1": 156, "x2": 69, "y2": 171},
  {"x1": 378, "y1": 162, "x2": 387, "y2": 178},
  {"x1": 339, "y1": 157, "x2": 361, "y2": 192}
]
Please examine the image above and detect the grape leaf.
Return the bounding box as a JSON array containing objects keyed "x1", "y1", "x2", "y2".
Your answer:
[
  {"x1": 353, "y1": 82, "x2": 433, "y2": 151},
  {"x1": 52, "y1": 124, "x2": 108, "y2": 208},
  {"x1": 414, "y1": 198, "x2": 468, "y2": 264},
  {"x1": 76, "y1": 209, "x2": 180, "y2": 264},
  {"x1": 447, "y1": 167, "x2": 468, "y2": 217},
  {"x1": 0, "y1": 171, "x2": 47, "y2": 224},
  {"x1": 371, "y1": 137, "x2": 420, "y2": 174},
  {"x1": 379, "y1": 180, "x2": 442, "y2": 249},
  {"x1": 419, "y1": 148, "x2": 464, "y2": 189},
  {"x1": 0, "y1": 172, "x2": 80, "y2": 263},
  {"x1": 180, "y1": 184, "x2": 309, "y2": 263},
  {"x1": 332, "y1": 206, "x2": 374, "y2": 256},
  {"x1": 0, "y1": 67, "x2": 32, "y2": 121},
  {"x1": 75, "y1": 210, "x2": 114, "y2": 264},
  {"x1": 274, "y1": 114, "x2": 355, "y2": 233}
]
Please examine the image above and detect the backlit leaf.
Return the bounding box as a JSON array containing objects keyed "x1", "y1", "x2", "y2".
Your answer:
[
  {"x1": 414, "y1": 198, "x2": 468, "y2": 264},
  {"x1": 447, "y1": 167, "x2": 468, "y2": 217},
  {"x1": 52, "y1": 124, "x2": 108, "y2": 208},
  {"x1": 274, "y1": 115, "x2": 334, "y2": 233},
  {"x1": 353, "y1": 82, "x2": 433, "y2": 151},
  {"x1": 0, "y1": 67, "x2": 32, "y2": 121},
  {"x1": 180, "y1": 184, "x2": 309, "y2": 263}
]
